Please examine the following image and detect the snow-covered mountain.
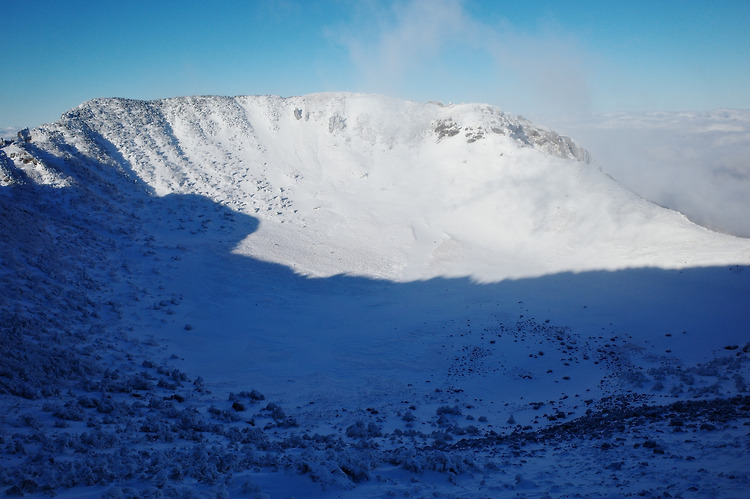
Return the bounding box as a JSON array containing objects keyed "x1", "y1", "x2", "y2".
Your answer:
[
  {"x1": 1, "y1": 93, "x2": 749, "y2": 497},
  {"x1": 7, "y1": 93, "x2": 748, "y2": 281}
]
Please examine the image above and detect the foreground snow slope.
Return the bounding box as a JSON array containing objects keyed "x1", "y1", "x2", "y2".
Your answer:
[{"x1": 1, "y1": 93, "x2": 749, "y2": 497}]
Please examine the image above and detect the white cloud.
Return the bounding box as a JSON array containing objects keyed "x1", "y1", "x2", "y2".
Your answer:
[
  {"x1": 336, "y1": 0, "x2": 592, "y2": 115},
  {"x1": 1, "y1": 127, "x2": 21, "y2": 140},
  {"x1": 341, "y1": 0, "x2": 473, "y2": 96},
  {"x1": 485, "y1": 29, "x2": 592, "y2": 115},
  {"x1": 546, "y1": 110, "x2": 750, "y2": 238}
]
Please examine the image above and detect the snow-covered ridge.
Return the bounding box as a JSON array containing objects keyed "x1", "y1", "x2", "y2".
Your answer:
[
  {"x1": 8, "y1": 92, "x2": 747, "y2": 281},
  {"x1": 64, "y1": 93, "x2": 590, "y2": 159}
]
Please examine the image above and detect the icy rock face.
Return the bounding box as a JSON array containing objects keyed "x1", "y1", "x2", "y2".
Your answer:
[{"x1": 433, "y1": 111, "x2": 589, "y2": 162}]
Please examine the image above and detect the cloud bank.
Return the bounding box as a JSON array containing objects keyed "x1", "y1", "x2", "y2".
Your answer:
[
  {"x1": 336, "y1": 0, "x2": 592, "y2": 115},
  {"x1": 547, "y1": 110, "x2": 750, "y2": 238}
]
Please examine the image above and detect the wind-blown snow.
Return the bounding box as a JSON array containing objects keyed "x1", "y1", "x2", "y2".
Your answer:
[{"x1": 1, "y1": 93, "x2": 749, "y2": 497}]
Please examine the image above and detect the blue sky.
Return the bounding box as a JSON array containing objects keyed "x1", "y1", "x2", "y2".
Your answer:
[{"x1": 2, "y1": 0, "x2": 749, "y2": 130}]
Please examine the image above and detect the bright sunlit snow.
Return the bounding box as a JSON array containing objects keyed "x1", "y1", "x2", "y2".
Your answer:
[{"x1": 1, "y1": 93, "x2": 749, "y2": 498}]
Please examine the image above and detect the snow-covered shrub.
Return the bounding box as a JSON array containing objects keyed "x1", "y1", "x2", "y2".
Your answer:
[
  {"x1": 262, "y1": 402, "x2": 297, "y2": 427},
  {"x1": 208, "y1": 404, "x2": 241, "y2": 422},
  {"x1": 264, "y1": 402, "x2": 286, "y2": 420},
  {"x1": 229, "y1": 389, "x2": 265, "y2": 402},
  {"x1": 174, "y1": 408, "x2": 211, "y2": 439},
  {"x1": 401, "y1": 410, "x2": 416, "y2": 423},
  {"x1": 338, "y1": 455, "x2": 374, "y2": 483},
  {"x1": 346, "y1": 420, "x2": 382, "y2": 439},
  {"x1": 680, "y1": 373, "x2": 696, "y2": 386},
  {"x1": 297, "y1": 456, "x2": 356, "y2": 490},
  {"x1": 21, "y1": 413, "x2": 41, "y2": 429},
  {"x1": 621, "y1": 370, "x2": 650, "y2": 387},
  {"x1": 733, "y1": 373, "x2": 747, "y2": 392},
  {"x1": 436, "y1": 405, "x2": 462, "y2": 416},
  {"x1": 430, "y1": 430, "x2": 454, "y2": 446},
  {"x1": 79, "y1": 428, "x2": 118, "y2": 449},
  {"x1": 157, "y1": 378, "x2": 178, "y2": 390},
  {"x1": 687, "y1": 383, "x2": 722, "y2": 398},
  {"x1": 52, "y1": 402, "x2": 86, "y2": 421}
]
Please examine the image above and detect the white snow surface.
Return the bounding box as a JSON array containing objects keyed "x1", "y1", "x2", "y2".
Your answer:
[{"x1": 1, "y1": 93, "x2": 749, "y2": 498}]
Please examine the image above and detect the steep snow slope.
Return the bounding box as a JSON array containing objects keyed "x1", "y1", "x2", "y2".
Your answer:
[
  {"x1": 1, "y1": 94, "x2": 749, "y2": 498},
  {"x1": 22, "y1": 93, "x2": 749, "y2": 281}
]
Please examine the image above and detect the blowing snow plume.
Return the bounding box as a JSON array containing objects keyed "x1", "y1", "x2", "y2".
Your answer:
[
  {"x1": 339, "y1": 0, "x2": 593, "y2": 116},
  {"x1": 1, "y1": 93, "x2": 749, "y2": 498}
]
